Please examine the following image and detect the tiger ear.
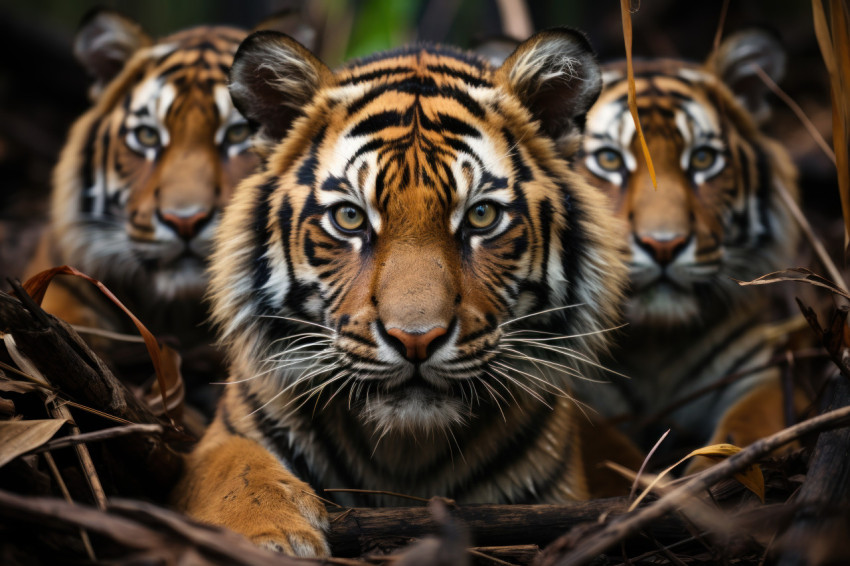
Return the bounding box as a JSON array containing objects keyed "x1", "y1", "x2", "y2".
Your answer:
[
  {"x1": 252, "y1": 10, "x2": 317, "y2": 52},
  {"x1": 497, "y1": 27, "x2": 602, "y2": 154},
  {"x1": 708, "y1": 29, "x2": 785, "y2": 125},
  {"x1": 229, "y1": 31, "x2": 332, "y2": 144},
  {"x1": 74, "y1": 8, "x2": 152, "y2": 100}
]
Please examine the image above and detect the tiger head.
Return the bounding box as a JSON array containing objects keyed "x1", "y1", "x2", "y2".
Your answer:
[
  {"x1": 577, "y1": 30, "x2": 799, "y2": 327},
  {"x1": 211, "y1": 29, "x2": 626, "y2": 436},
  {"x1": 48, "y1": 10, "x2": 260, "y2": 336}
]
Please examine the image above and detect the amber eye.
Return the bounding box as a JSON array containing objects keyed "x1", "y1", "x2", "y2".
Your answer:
[
  {"x1": 466, "y1": 202, "x2": 500, "y2": 230},
  {"x1": 594, "y1": 148, "x2": 624, "y2": 171},
  {"x1": 224, "y1": 123, "x2": 250, "y2": 145},
  {"x1": 133, "y1": 125, "x2": 160, "y2": 148},
  {"x1": 332, "y1": 204, "x2": 366, "y2": 232},
  {"x1": 690, "y1": 146, "x2": 718, "y2": 171}
]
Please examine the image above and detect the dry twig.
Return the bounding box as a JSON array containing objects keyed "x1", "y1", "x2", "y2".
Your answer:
[{"x1": 548, "y1": 403, "x2": 850, "y2": 565}]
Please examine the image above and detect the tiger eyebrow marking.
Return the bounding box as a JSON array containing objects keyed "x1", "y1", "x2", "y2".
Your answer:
[{"x1": 347, "y1": 110, "x2": 405, "y2": 137}]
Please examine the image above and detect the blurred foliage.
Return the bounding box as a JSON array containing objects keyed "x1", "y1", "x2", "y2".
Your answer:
[{"x1": 341, "y1": 0, "x2": 421, "y2": 59}]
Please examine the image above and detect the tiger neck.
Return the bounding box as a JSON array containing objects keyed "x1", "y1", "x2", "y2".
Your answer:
[{"x1": 227, "y1": 376, "x2": 584, "y2": 505}]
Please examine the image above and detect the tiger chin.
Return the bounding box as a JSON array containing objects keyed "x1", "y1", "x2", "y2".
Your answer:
[
  {"x1": 573, "y1": 30, "x2": 808, "y2": 456},
  {"x1": 171, "y1": 28, "x2": 639, "y2": 556}
]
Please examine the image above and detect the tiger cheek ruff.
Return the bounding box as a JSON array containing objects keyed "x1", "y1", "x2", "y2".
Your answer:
[{"x1": 171, "y1": 27, "x2": 631, "y2": 557}]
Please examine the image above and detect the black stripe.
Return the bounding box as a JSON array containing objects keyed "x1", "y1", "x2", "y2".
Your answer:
[
  {"x1": 79, "y1": 117, "x2": 103, "y2": 214},
  {"x1": 338, "y1": 66, "x2": 414, "y2": 86},
  {"x1": 249, "y1": 182, "x2": 275, "y2": 308},
  {"x1": 426, "y1": 64, "x2": 491, "y2": 88},
  {"x1": 349, "y1": 110, "x2": 405, "y2": 137}
]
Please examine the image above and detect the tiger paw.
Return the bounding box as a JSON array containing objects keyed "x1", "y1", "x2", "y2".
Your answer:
[
  {"x1": 172, "y1": 433, "x2": 331, "y2": 557},
  {"x1": 237, "y1": 477, "x2": 331, "y2": 557}
]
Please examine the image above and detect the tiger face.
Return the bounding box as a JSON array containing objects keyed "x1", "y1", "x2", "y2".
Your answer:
[
  {"x1": 212, "y1": 29, "x2": 625, "y2": 439},
  {"x1": 576, "y1": 30, "x2": 798, "y2": 327},
  {"x1": 48, "y1": 10, "x2": 257, "y2": 334}
]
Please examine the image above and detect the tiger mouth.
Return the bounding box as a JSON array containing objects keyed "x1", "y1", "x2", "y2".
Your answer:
[{"x1": 382, "y1": 370, "x2": 452, "y2": 395}]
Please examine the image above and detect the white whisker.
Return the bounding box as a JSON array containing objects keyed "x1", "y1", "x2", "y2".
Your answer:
[{"x1": 498, "y1": 303, "x2": 585, "y2": 328}]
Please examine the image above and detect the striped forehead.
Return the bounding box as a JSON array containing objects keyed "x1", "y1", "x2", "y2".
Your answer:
[
  {"x1": 126, "y1": 39, "x2": 237, "y2": 124},
  {"x1": 588, "y1": 70, "x2": 722, "y2": 149},
  {"x1": 314, "y1": 53, "x2": 513, "y2": 233}
]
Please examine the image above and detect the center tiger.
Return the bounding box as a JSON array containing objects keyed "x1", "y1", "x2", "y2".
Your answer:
[{"x1": 172, "y1": 28, "x2": 636, "y2": 555}]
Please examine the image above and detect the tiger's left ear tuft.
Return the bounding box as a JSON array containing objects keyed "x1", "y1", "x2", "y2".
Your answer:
[
  {"x1": 74, "y1": 8, "x2": 152, "y2": 101},
  {"x1": 497, "y1": 27, "x2": 602, "y2": 154},
  {"x1": 708, "y1": 29, "x2": 786, "y2": 125}
]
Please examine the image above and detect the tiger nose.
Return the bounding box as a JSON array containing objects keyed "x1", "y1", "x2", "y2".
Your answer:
[
  {"x1": 636, "y1": 234, "x2": 690, "y2": 266},
  {"x1": 386, "y1": 326, "x2": 448, "y2": 362},
  {"x1": 158, "y1": 208, "x2": 213, "y2": 240}
]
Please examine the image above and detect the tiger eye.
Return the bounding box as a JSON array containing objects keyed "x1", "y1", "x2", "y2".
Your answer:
[
  {"x1": 595, "y1": 148, "x2": 623, "y2": 171},
  {"x1": 225, "y1": 123, "x2": 250, "y2": 145},
  {"x1": 134, "y1": 125, "x2": 160, "y2": 148},
  {"x1": 332, "y1": 205, "x2": 366, "y2": 232},
  {"x1": 690, "y1": 147, "x2": 717, "y2": 171},
  {"x1": 467, "y1": 202, "x2": 499, "y2": 230}
]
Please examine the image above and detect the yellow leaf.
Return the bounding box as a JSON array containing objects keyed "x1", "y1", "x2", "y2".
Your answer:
[
  {"x1": 686, "y1": 443, "x2": 765, "y2": 502},
  {"x1": 686, "y1": 443, "x2": 743, "y2": 459},
  {"x1": 629, "y1": 443, "x2": 764, "y2": 511}
]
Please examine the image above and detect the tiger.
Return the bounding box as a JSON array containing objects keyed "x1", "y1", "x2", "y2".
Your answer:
[
  {"x1": 573, "y1": 29, "x2": 809, "y2": 457},
  {"x1": 24, "y1": 9, "x2": 310, "y2": 409},
  {"x1": 172, "y1": 27, "x2": 641, "y2": 556}
]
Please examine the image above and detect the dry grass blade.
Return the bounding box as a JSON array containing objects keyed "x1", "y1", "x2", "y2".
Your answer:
[
  {"x1": 323, "y1": 488, "x2": 434, "y2": 504},
  {"x1": 43, "y1": 451, "x2": 96, "y2": 561},
  {"x1": 736, "y1": 267, "x2": 850, "y2": 300},
  {"x1": 753, "y1": 65, "x2": 837, "y2": 165},
  {"x1": 711, "y1": 0, "x2": 731, "y2": 53},
  {"x1": 26, "y1": 423, "x2": 163, "y2": 455},
  {"x1": 0, "y1": 419, "x2": 66, "y2": 468},
  {"x1": 773, "y1": 178, "x2": 846, "y2": 290},
  {"x1": 812, "y1": 0, "x2": 850, "y2": 260},
  {"x1": 620, "y1": 0, "x2": 657, "y2": 188}
]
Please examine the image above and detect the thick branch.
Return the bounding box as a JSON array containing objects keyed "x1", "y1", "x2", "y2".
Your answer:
[{"x1": 326, "y1": 498, "x2": 687, "y2": 557}]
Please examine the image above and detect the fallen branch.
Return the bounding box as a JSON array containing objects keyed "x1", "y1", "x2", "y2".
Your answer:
[
  {"x1": 546, "y1": 402, "x2": 850, "y2": 565},
  {"x1": 326, "y1": 498, "x2": 688, "y2": 557}
]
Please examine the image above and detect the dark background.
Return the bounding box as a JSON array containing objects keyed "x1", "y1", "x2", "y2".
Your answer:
[{"x1": 0, "y1": 0, "x2": 839, "y2": 283}]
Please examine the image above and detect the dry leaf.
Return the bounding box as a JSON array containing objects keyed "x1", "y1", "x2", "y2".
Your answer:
[
  {"x1": 687, "y1": 444, "x2": 765, "y2": 503},
  {"x1": 19, "y1": 266, "x2": 181, "y2": 421},
  {"x1": 0, "y1": 419, "x2": 66, "y2": 468},
  {"x1": 630, "y1": 443, "x2": 764, "y2": 511}
]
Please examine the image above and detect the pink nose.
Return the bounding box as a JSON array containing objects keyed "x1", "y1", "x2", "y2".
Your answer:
[
  {"x1": 637, "y1": 235, "x2": 689, "y2": 266},
  {"x1": 159, "y1": 209, "x2": 212, "y2": 240},
  {"x1": 386, "y1": 327, "x2": 448, "y2": 361}
]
